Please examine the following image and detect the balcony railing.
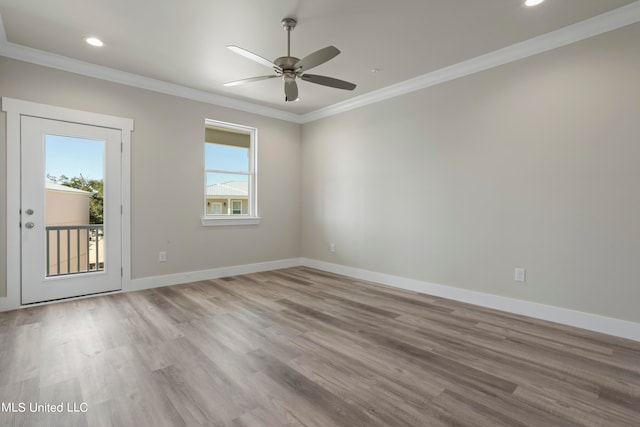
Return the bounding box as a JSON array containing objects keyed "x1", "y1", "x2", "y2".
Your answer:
[{"x1": 46, "y1": 225, "x2": 104, "y2": 277}]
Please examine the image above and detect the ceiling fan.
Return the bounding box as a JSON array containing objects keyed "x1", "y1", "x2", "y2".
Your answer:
[{"x1": 224, "y1": 18, "x2": 356, "y2": 102}]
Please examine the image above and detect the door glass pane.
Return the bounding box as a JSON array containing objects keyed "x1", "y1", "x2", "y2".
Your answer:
[{"x1": 45, "y1": 135, "x2": 105, "y2": 276}]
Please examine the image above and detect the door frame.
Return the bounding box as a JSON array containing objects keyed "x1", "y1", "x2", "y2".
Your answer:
[{"x1": 1, "y1": 97, "x2": 133, "y2": 310}]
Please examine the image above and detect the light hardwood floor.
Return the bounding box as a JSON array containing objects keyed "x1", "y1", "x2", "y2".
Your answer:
[{"x1": 0, "y1": 267, "x2": 639, "y2": 426}]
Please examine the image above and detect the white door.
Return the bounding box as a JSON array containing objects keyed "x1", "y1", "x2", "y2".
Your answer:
[{"x1": 21, "y1": 116, "x2": 122, "y2": 304}]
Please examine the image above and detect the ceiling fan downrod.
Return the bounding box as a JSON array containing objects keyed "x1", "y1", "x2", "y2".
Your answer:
[{"x1": 282, "y1": 18, "x2": 296, "y2": 58}]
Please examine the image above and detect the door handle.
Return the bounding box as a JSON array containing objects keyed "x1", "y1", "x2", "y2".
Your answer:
[
  {"x1": 25, "y1": 222, "x2": 35, "y2": 229},
  {"x1": 25, "y1": 209, "x2": 34, "y2": 215}
]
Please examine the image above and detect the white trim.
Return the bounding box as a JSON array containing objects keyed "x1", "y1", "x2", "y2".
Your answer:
[
  {"x1": 0, "y1": 102, "x2": 21, "y2": 312},
  {"x1": 1, "y1": 97, "x2": 133, "y2": 311},
  {"x1": 299, "y1": 1, "x2": 640, "y2": 123},
  {"x1": 2, "y1": 97, "x2": 134, "y2": 131},
  {"x1": 201, "y1": 216, "x2": 261, "y2": 226},
  {"x1": 2, "y1": 3, "x2": 640, "y2": 124},
  {"x1": 3, "y1": 248, "x2": 638, "y2": 342},
  {"x1": 0, "y1": 12, "x2": 7, "y2": 45},
  {"x1": 121, "y1": 111, "x2": 133, "y2": 299},
  {"x1": 0, "y1": 258, "x2": 302, "y2": 312},
  {"x1": 128, "y1": 258, "x2": 302, "y2": 292},
  {"x1": 301, "y1": 258, "x2": 640, "y2": 343},
  {"x1": 0, "y1": 22, "x2": 299, "y2": 124}
]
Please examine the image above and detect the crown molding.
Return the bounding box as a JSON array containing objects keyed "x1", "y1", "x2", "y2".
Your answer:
[
  {"x1": 0, "y1": 21, "x2": 300, "y2": 123},
  {"x1": 0, "y1": 14, "x2": 5, "y2": 45},
  {"x1": 2, "y1": 1, "x2": 639, "y2": 125},
  {"x1": 299, "y1": 1, "x2": 640, "y2": 123}
]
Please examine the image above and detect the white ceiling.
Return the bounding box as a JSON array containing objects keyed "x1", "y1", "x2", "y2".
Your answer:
[{"x1": 0, "y1": 0, "x2": 638, "y2": 117}]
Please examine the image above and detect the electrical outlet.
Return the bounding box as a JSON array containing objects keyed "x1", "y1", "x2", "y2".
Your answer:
[
  {"x1": 159, "y1": 251, "x2": 167, "y2": 262},
  {"x1": 329, "y1": 243, "x2": 336, "y2": 253},
  {"x1": 515, "y1": 267, "x2": 526, "y2": 282}
]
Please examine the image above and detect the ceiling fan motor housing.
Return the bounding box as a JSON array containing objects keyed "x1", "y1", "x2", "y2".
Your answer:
[
  {"x1": 275, "y1": 56, "x2": 300, "y2": 72},
  {"x1": 281, "y1": 18, "x2": 297, "y2": 32}
]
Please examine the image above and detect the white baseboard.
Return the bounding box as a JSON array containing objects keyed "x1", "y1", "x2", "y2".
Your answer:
[
  {"x1": 0, "y1": 258, "x2": 303, "y2": 312},
  {"x1": 3, "y1": 256, "x2": 639, "y2": 342},
  {"x1": 127, "y1": 258, "x2": 303, "y2": 292},
  {"x1": 301, "y1": 258, "x2": 640, "y2": 343},
  {"x1": 0, "y1": 292, "x2": 19, "y2": 312}
]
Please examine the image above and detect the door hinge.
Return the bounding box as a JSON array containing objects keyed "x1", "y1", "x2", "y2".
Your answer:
[
  {"x1": 121, "y1": 142, "x2": 123, "y2": 152},
  {"x1": 121, "y1": 205, "x2": 123, "y2": 215},
  {"x1": 121, "y1": 267, "x2": 123, "y2": 277}
]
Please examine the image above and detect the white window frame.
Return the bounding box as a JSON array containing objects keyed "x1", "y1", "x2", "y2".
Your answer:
[{"x1": 202, "y1": 119, "x2": 259, "y2": 226}]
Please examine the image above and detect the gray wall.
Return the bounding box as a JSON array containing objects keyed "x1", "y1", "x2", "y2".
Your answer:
[
  {"x1": 0, "y1": 56, "x2": 302, "y2": 296},
  {"x1": 2, "y1": 23, "x2": 639, "y2": 324},
  {"x1": 301, "y1": 24, "x2": 640, "y2": 323}
]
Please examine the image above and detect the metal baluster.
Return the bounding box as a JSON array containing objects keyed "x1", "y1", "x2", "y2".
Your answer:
[
  {"x1": 90, "y1": 227, "x2": 93, "y2": 271},
  {"x1": 40, "y1": 226, "x2": 112, "y2": 276},
  {"x1": 56, "y1": 229, "x2": 61, "y2": 275},
  {"x1": 46, "y1": 228, "x2": 50, "y2": 276},
  {"x1": 96, "y1": 227, "x2": 100, "y2": 271},
  {"x1": 66, "y1": 228, "x2": 71, "y2": 274},
  {"x1": 76, "y1": 228, "x2": 80, "y2": 273}
]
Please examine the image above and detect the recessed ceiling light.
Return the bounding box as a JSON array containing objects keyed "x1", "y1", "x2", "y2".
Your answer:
[
  {"x1": 84, "y1": 37, "x2": 104, "y2": 47},
  {"x1": 524, "y1": 0, "x2": 545, "y2": 6}
]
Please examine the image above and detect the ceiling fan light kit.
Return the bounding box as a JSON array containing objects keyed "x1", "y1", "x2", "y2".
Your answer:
[{"x1": 225, "y1": 18, "x2": 357, "y2": 102}]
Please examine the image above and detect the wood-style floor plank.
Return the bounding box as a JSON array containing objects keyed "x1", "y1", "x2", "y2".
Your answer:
[{"x1": 1, "y1": 266, "x2": 639, "y2": 426}]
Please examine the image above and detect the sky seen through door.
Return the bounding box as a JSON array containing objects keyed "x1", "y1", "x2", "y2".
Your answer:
[{"x1": 45, "y1": 134, "x2": 104, "y2": 180}]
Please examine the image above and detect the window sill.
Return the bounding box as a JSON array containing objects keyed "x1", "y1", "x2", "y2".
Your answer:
[{"x1": 201, "y1": 216, "x2": 261, "y2": 227}]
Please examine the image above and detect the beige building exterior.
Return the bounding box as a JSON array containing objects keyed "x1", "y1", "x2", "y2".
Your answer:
[
  {"x1": 206, "y1": 181, "x2": 249, "y2": 215},
  {"x1": 45, "y1": 182, "x2": 102, "y2": 275},
  {"x1": 46, "y1": 182, "x2": 91, "y2": 225}
]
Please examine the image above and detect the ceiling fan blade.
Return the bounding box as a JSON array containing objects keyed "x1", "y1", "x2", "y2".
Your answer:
[
  {"x1": 301, "y1": 74, "x2": 356, "y2": 91},
  {"x1": 227, "y1": 45, "x2": 282, "y2": 72},
  {"x1": 295, "y1": 46, "x2": 340, "y2": 72},
  {"x1": 224, "y1": 75, "x2": 278, "y2": 87},
  {"x1": 284, "y1": 79, "x2": 299, "y2": 102}
]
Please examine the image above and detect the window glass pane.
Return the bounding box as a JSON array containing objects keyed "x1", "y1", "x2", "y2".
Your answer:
[
  {"x1": 206, "y1": 172, "x2": 249, "y2": 215},
  {"x1": 205, "y1": 143, "x2": 249, "y2": 172}
]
